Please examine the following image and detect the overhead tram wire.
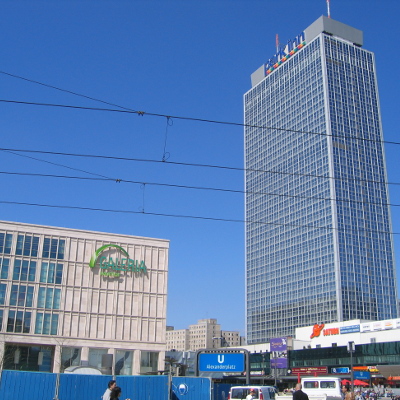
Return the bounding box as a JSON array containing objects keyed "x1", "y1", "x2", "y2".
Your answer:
[
  {"x1": 1, "y1": 98, "x2": 400, "y2": 148},
  {"x1": 2, "y1": 146, "x2": 400, "y2": 187},
  {"x1": 1, "y1": 70, "x2": 400, "y2": 147},
  {"x1": 1, "y1": 170, "x2": 400, "y2": 210},
  {"x1": 0, "y1": 200, "x2": 399, "y2": 236}
]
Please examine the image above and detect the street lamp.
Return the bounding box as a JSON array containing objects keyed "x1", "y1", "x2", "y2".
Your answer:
[
  {"x1": 347, "y1": 341, "x2": 355, "y2": 393},
  {"x1": 271, "y1": 351, "x2": 278, "y2": 387}
]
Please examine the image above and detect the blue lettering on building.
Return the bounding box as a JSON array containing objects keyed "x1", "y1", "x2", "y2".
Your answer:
[{"x1": 265, "y1": 32, "x2": 306, "y2": 74}]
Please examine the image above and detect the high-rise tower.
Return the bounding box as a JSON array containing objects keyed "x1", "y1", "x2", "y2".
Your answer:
[{"x1": 244, "y1": 16, "x2": 398, "y2": 343}]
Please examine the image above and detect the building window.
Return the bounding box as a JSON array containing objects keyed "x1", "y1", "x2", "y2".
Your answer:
[
  {"x1": 61, "y1": 347, "x2": 81, "y2": 371},
  {"x1": 3, "y1": 344, "x2": 54, "y2": 372},
  {"x1": 10, "y1": 285, "x2": 34, "y2": 307},
  {"x1": 370, "y1": 337, "x2": 376, "y2": 343},
  {"x1": 37, "y1": 287, "x2": 61, "y2": 309},
  {"x1": 35, "y1": 313, "x2": 58, "y2": 335},
  {"x1": 115, "y1": 350, "x2": 133, "y2": 375},
  {"x1": 40, "y1": 262, "x2": 63, "y2": 284},
  {"x1": 7, "y1": 310, "x2": 31, "y2": 333},
  {"x1": 0, "y1": 309, "x2": 3, "y2": 330},
  {"x1": 16, "y1": 234, "x2": 39, "y2": 257},
  {"x1": 0, "y1": 283, "x2": 7, "y2": 305},
  {"x1": 0, "y1": 233, "x2": 12, "y2": 254},
  {"x1": 13, "y1": 259, "x2": 37, "y2": 282},
  {"x1": 0, "y1": 257, "x2": 10, "y2": 279},
  {"x1": 88, "y1": 348, "x2": 109, "y2": 369},
  {"x1": 42, "y1": 238, "x2": 65, "y2": 260},
  {"x1": 140, "y1": 351, "x2": 159, "y2": 374}
]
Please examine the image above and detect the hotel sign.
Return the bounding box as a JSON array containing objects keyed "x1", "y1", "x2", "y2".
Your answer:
[
  {"x1": 89, "y1": 244, "x2": 147, "y2": 277},
  {"x1": 265, "y1": 32, "x2": 306, "y2": 75}
]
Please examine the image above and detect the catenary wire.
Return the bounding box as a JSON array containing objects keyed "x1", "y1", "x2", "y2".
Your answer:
[
  {"x1": 1, "y1": 170, "x2": 400, "y2": 209},
  {"x1": 1, "y1": 69, "x2": 400, "y2": 147},
  {"x1": 0, "y1": 200, "x2": 398, "y2": 235},
  {"x1": 1, "y1": 98, "x2": 400, "y2": 148},
  {"x1": 1, "y1": 146, "x2": 400, "y2": 187}
]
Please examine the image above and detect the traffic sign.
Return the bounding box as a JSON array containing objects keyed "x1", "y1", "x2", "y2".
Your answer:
[{"x1": 198, "y1": 353, "x2": 245, "y2": 372}]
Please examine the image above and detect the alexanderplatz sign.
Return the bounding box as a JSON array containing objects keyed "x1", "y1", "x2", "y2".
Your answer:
[{"x1": 195, "y1": 349, "x2": 250, "y2": 385}]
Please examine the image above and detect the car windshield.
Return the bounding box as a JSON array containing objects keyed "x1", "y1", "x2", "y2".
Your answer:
[{"x1": 231, "y1": 388, "x2": 259, "y2": 399}]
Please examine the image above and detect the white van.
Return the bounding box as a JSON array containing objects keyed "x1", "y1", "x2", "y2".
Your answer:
[{"x1": 228, "y1": 386, "x2": 277, "y2": 400}]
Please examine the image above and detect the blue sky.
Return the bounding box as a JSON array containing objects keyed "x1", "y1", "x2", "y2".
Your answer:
[{"x1": 1, "y1": 0, "x2": 400, "y2": 336}]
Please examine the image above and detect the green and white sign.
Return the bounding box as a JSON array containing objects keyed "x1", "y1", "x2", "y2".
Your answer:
[{"x1": 89, "y1": 244, "x2": 147, "y2": 277}]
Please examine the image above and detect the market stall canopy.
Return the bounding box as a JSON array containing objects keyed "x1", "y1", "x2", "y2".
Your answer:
[{"x1": 353, "y1": 380, "x2": 368, "y2": 386}]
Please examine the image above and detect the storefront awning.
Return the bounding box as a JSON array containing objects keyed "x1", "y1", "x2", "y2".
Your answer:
[{"x1": 376, "y1": 365, "x2": 400, "y2": 378}]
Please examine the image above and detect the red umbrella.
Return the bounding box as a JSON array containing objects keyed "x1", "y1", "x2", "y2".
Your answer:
[
  {"x1": 341, "y1": 379, "x2": 351, "y2": 385},
  {"x1": 353, "y1": 379, "x2": 368, "y2": 386}
]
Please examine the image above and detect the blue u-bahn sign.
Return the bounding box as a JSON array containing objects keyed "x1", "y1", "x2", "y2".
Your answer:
[{"x1": 198, "y1": 353, "x2": 245, "y2": 372}]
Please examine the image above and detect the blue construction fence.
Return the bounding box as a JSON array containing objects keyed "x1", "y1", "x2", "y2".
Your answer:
[{"x1": 0, "y1": 370, "x2": 219, "y2": 400}]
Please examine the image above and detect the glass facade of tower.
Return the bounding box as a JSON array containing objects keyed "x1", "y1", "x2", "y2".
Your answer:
[{"x1": 244, "y1": 26, "x2": 398, "y2": 343}]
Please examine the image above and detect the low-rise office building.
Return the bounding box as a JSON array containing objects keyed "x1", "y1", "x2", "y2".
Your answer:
[
  {"x1": 0, "y1": 220, "x2": 169, "y2": 375},
  {"x1": 167, "y1": 318, "x2": 243, "y2": 351}
]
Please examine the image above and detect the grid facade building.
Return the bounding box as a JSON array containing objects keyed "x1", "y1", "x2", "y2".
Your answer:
[
  {"x1": 166, "y1": 319, "x2": 242, "y2": 351},
  {"x1": 0, "y1": 220, "x2": 169, "y2": 374},
  {"x1": 244, "y1": 16, "x2": 398, "y2": 343}
]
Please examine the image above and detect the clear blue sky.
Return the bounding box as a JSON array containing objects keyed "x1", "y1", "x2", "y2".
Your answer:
[{"x1": 1, "y1": 0, "x2": 400, "y2": 336}]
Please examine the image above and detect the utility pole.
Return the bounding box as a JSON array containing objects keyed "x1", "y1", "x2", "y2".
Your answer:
[{"x1": 347, "y1": 341, "x2": 355, "y2": 393}]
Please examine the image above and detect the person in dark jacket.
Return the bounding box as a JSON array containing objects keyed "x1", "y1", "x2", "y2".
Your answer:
[{"x1": 293, "y1": 383, "x2": 309, "y2": 400}]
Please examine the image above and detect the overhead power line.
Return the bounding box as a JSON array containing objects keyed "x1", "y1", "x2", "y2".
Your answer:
[
  {"x1": 1, "y1": 98, "x2": 400, "y2": 148},
  {"x1": 1, "y1": 147, "x2": 400, "y2": 187},
  {"x1": 1, "y1": 70, "x2": 400, "y2": 147},
  {"x1": 1, "y1": 170, "x2": 400, "y2": 209},
  {"x1": 0, "y1": 200, "x2": 398, "y2": 235}
]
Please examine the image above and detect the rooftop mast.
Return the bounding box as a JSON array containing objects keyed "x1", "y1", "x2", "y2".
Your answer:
[{"x1": 327, "y1": 0, "x2": 331, "y2": 18}]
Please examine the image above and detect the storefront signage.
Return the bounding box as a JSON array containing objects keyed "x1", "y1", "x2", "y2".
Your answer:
[
  {"x1": 323, "y1": 328, "x2": 339, "y2": 336},
  {"x1": 311, "y1": 323, "x2": 360, "y2": 337},
  {"x1": 265, "y1": 32, "x2": 306, "y2": 75},
  {"x1": 270, "y1": 337, "x2": 287, "y2": 351},
  {"x1": 353, "y1": 366, "x2": 378, "y2": 373},
  {"x1": 331, "y1": 367, "x2": 349, "y2": 374},
  {"x1": 384, "y1": 321, "x2": 393, "y2": 329},
  {"x1": 291, "y1": 367, "x2": 328, "y2": 375},
  {"x1": 340, "y1": 325, "x2": 360, "y2": 334},
  {"x1": 310, "y1": 324, "x2": 325, "y2": 338},
  {"x1": 89, "y1": 244, "x2": 147, "y2": 277},
  {"x1": 270, "y1": 337, "x2": 288, "y2": 368}
]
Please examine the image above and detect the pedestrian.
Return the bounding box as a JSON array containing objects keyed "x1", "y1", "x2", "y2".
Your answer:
[
  {"x1": 342, "y1": 385, "x2": 355, "y2": 400},
  {"x1": 293, "y1": 383, "x2": 309, "y2": 400},
  {"x1": 103, "y1": 380, "x2": 117, "y2": 400},
  {"x1": 246, "y1": 389, "x2": 256, "y2": 400},
  {"x1": 110, "y1": 386, "x2": 130, "y2": 400}
]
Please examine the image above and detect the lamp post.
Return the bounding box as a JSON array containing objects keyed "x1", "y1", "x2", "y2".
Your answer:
[
  {"x1": 271, "y1": 351, "x2": 277, "y2": 387},
  {"x1": 347, "y1": 341, "x2": 355, "y2": 393}
]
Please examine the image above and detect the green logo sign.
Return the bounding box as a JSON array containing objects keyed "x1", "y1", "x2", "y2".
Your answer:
[{"x1": 89, "y1": 244, "x2": 147, "y2": 277}]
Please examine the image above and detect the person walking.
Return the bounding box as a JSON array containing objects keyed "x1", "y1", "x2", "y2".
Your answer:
[
  {"x1": 103, "y1": 380, "x2": 117, "y2": 400},
  {"x1": 110, "y1": 386, "x2": 130, "y2": 400},
  {"x1": 293, "y1": 383, "x2": 309, "y2": 400}
]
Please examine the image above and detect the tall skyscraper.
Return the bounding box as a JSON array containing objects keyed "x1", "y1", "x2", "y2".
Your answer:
[{"x1": 244, "y1": 16, "x2": 399, "y2": 343}]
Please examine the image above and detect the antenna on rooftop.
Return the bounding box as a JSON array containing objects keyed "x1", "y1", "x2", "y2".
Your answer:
[
  {"x1": 276, "y1": 34, "x2": 279, "y2": 53},
  {"x1": 327, "y1": 0, "x2": 331, "y2": 18}
]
